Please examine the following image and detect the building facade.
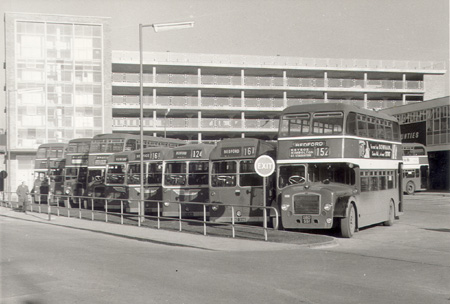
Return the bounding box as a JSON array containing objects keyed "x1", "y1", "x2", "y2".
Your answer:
[
  {"x1": 112, "y1": 51, "x2": 446, "y2": 142},
  {"x1": 382, "y1": 96, "x2": 450, "y2": 191},
  {"x1": 4, "y1": 12, "x2": 112, "y2": 190}
]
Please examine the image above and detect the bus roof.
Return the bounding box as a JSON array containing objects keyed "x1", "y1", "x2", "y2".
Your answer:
[
  {"x1": 68, "y1": 138, "x2": 92, "y2": 143},
  {"x1": 92, "y1": 133, "x2": 184, "y2": 143},
  {"x1": 37, "y1": 143, "x2": 68, "y2": 148},
  {"x1": 402, "y1": 142, "x2": 427, "y2": 149},
  {"x1": 281, "y1": 103, "x2": 398, "y2": 121},
  {"x1": 163, "y1": 143, "x2": 215, "y2": 160},
  {"x1": 209, "y1": 138, "x2": 276, "y2": 160}
]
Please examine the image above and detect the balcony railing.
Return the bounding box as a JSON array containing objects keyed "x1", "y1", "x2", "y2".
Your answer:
[
  {"x1": 112, "y1": 95, "x2": 406, "y2": 110},
  {"x1": 112, "y1": 72, "x2": 424, "y2": 91},
  {"x1": 113, "y1": 51, "x2": 447, "y2": 72},
  {"x1": 112, "y1": 117, "x2": 280, "y2": 131}
]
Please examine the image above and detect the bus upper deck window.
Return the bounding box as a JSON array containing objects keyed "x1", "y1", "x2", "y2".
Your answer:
[
  {"x1": 280, "y1": 114, "x2": 310, "y2": 137},
  {"x1": 346, "y1": 112, "x2": 357, "y2": 135},
  {"x1": 393, "y1": 123, "x2": 400, "y2": 140},
  {"x1": 126, "y1": 139, "x2": 137, "y2": 151},
  {"x1": 312, "y1": 112, "x2": 343, "y2": 135}
]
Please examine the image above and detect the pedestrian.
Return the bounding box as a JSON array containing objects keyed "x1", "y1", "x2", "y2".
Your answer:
[{"x1": 16, "y1": 181, "x2": 30, "y2": 213}]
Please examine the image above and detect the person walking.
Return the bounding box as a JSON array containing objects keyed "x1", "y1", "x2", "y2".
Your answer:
[{"x1": 16, "y1": 181, "x2": 30, "y2": 213}]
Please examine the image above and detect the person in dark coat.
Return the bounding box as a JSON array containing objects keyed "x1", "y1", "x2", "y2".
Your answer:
[{"x1": 16, "y1": 181, "x2": 30, "y2": 213}]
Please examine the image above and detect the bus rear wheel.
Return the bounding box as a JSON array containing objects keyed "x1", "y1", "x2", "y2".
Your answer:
[
  {"x1": 405, "y1": 181, "x2": 415, "y2": 195},
  {"x1": 340, "y1": 203, "x2": 356, "y2": 238}
]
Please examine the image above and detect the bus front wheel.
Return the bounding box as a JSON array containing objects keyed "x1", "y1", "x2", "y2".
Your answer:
[
  {"x1": 384, "y1": 201, "x2": 395, "y2": 226},
  {"x1": 340, "y1": 203, "x2": 356, "y2": 238},
  {"x1": 405, "y1": 181, "x2": 415, "y2": 195}
]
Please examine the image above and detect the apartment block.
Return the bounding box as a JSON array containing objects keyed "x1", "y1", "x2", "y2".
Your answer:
[{"x1": 4, "y1": 12, "x2": 112, "y2": 189}]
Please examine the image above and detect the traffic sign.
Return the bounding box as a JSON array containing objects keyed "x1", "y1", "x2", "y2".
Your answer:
[
  {"x1": 0, "y1": 171, "x2": 7, "y2": 179},
  {"x1": 254, "y1": 155, "x2": 275, "y2": 177}
]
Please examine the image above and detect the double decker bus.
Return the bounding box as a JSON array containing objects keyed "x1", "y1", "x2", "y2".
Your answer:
[
  {"x1": 33, "y1": 143, "x2": 67, "y2": 204},
  {"x1": 105, "y1": 147, "x2": 170, "y2": 213},
  {"x1": 402, "y1": 143, "x2": 429, "y2": 194},
  {"x1": 162, "y1": 143, "x2": 215, "y2": 218},
  {"x1": 209, "y1": 138, "x2": 276, "y2": 223},
  {"x1": 276, "y1": 103, "x2": 403, "y2": 238},
  {"x1": 87, "y1": 133, "x2": 184, "y2": 208},
  {"x1": 64, "y1": 138, "x2": 91, "y2": 206}
]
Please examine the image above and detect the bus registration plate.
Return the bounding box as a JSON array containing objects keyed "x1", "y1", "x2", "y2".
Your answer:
[{"x1": 302, "y1": 215, "x2": 312, "y2": 224}]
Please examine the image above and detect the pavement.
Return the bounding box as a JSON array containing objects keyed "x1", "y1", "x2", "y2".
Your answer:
[
  {"x1": 4, "y1": 191, "x2": 445, "y2": 251},
  {"x1": 0, "y1": 205, "x2": 337, "y2": 252}
]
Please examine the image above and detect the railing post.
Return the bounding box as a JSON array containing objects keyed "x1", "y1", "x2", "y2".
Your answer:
[
  {"x1": 105, "y1": 199, "x2": 108, "y2": 223},
  {"x1": 138, "y1": 200, "x2": 141, "y2": 227},
  {"x1": 179, "y1": 204, "x2": 182, "y2": 232},
  {"x1": 157, "y1": 202, "x2": 161, "y2": 229},
  {"x1": 67, "y1": 197, "x2": 70, "y2": 218},
  {"x1": 56, "y1": 196, "x2": 60, "y2": 217},
  {"x1": 231, "y1": 206, "x2": 235, "y2": 238},
  {"x1": 120, "y1": 200, "x2": 124, "y2": 225},
  {"x1": 203, "y1": 204, "x2": 207, "y2": 236},
  {"x1": 38, "y1": 195, "x2": 41, "y2": 213},
  {"x1": 263, "y1": 207, "x2": 268, "y2": 242},
  {"x1": 48, "y1": 197, "x2": 51, "y2": 221},
  {"x1": 78, "y1": 197, "x2": 82, "y2": 219},
  {"x1": 91, "y1": 198, "x2": 94, "y2": 221}
]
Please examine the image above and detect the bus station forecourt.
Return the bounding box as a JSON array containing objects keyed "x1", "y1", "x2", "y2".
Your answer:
[{"x1": 0, "y1": 204, "x2": 336, "y2": 251}]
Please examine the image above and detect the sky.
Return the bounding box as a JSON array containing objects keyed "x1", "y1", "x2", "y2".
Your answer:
[
  {"x1": 1, "y1": 0, "x2": 448, "y2": 60},
  {"x1": 0, "y1": 0, "x2": 448, "y2": 118}
]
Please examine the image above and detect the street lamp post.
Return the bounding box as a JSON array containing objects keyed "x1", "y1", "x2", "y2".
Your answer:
[{"x1": 139, "y1": 21, "x2": 194, "y2": 225}]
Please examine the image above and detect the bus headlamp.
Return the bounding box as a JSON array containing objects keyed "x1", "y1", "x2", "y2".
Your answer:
[
  {"x1": 326, "y1": 218, "x2": 332, "y2": 224},
  {"x1": 281, "y1": 204, "x2": 290, "y2": 211},
  {"x1": 65, "y1": 189, "x2": 71, "y2": 195},
  {"x1": 323, "y1": 204, "x2": 332, "y2": 211},
  {"x1": 164, "y1": 202, "x2": 170, "y2": 207},
  {"x1": 185, "y1": 207, "x2": 190, "y2": 212},
  {"x1": 211, "y1": 205, "x2": 218, "y2": 212},
  {"x1": 210, "y1": 191, "x2": 215, "y2": 196},
  {"x1": 236, "y1": 210, "x2": 242, "y2": 217}
]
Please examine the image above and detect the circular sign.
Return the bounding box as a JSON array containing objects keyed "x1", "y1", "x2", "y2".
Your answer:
[
  {"x1": 254, "y1": 155, "x2": 275, "y2": 177},
  {"x1": 0, "y1": 171, "x2": 7, "y2": 179}
]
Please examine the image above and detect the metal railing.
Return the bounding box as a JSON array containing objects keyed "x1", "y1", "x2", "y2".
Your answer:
[
  {"x1": 112, "y1": 72, "x2": 425, "y2": 91},
  {"x1": 113, "y1": 51, "x2": 447, "y2": 71},
  {"x1": 0, "y1": 192, "x2": 279, "y2": 241}
]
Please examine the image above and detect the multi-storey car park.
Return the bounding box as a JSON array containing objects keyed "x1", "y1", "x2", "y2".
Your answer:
[{"x1": 111, "y1": 51, "x2": 446, "y2": 142}]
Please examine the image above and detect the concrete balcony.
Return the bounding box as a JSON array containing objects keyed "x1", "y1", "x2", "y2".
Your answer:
[
  {"x1": 111, "y1": 117, "x2": 279, "y2": 133},
  {"x1": 112, "y1": 51, "x2": 447, "y2": 74},
  {"x1": 112, "y1": 72, "x2": 424, "y2": 93}
]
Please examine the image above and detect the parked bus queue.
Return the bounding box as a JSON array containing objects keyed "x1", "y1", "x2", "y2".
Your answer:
[{"x1": 22, "y1": 104, "x2": 428, "y2": 238}]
